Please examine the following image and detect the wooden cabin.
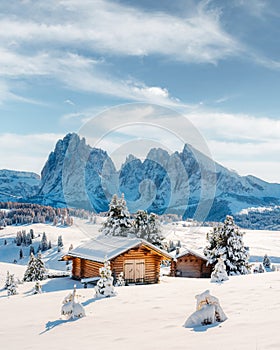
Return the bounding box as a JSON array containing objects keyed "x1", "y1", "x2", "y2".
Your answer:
[
  {"x1": 62, "y1": 236, "x2": 172, "y2": 284},
  {"x1": 174, "y1": 249, "x2": 213, "y2": 278}
]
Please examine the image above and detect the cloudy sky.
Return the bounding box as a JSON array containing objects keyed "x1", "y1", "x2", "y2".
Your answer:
[{"x1": 0, "y1": 0, "x2": 280, "y2": 182}]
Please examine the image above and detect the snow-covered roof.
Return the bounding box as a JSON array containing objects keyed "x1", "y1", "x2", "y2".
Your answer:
[
  {"x1": 64, "y1": 235, "x2": 172, "y2": 263},
  {"x1": 176, "y1": 248, "x2": 208, "y2": 261}
]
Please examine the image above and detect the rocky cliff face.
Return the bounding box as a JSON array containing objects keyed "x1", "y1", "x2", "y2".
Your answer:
[
  {"x1": 38, "y1": 133, "x2": 116, "y2": 211},
  {"x1": 1, "y1": 133, "x2": 278, "y2": 221},
  {"x1": 35, "y1": 133, "x2": 280, "y2": 221},
  {"x1": 0, "y1": 169, "x2": 40, "y2": 202}
]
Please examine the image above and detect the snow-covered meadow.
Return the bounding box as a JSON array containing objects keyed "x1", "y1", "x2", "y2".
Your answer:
[{"x1": 1, "y1": 219, "x2": 280, "y2": 349}]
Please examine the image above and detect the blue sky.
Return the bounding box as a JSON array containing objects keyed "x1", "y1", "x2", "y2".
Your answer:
[{"x1": 0, "y1": 0, "x2": 280, "y2": 182}]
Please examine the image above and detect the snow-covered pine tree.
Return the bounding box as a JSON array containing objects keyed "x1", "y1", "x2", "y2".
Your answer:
[
  {"x1": 204, "y1": 215, "x2": 250, "y2": 276},
  {"x1": 23, "y1": 252, "x2": 47, "y2": 282},
  {"x1": 147, "y1": 213, "x2": 163, "y2": 247},
  {"x1": 29, "y1": 245, "x2": 35, "y2": 256},
  {"x1": 41, "y1": 232, "x2": 48, "y2": 251},
  {"x1": 34, "y1": 281, "x2": 42, "y2": 294},
  {"x1": 36, "y1": 253, "x2": 47, "y2": 280},
  {"x1": 101, "y1": 194, "x2": 132, "y2": 237},
  {"x1": 211, "y1": 257, "x2": 229, "y2": 283},
  {"x1": 95, "y1": 259, "x2": 115, "y2": 298},
  {"x1": 7, "y1": 274, "x2": 17, "y2": 296},
  {"x1": 57, "y1": 235, "x2": 63, "y2": 248},
  {"x1": 263, "y1": 254, "x2": 271, "y2": 270},
  {"x1": 4, "y1": 271, "x2": 11, "y2": 289},
  {"x1": 134, "y1": 210, "x2": 164, "y2": 246},
  {"x1": 115, "y1": 272, "x2": 125, "y2": 287}
]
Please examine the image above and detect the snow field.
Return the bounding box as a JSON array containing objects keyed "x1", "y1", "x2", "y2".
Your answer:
[{"x1": 1, "y1": 269, "x2": 280, "y2": 350}]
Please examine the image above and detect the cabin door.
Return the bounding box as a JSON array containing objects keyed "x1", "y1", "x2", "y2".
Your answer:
[{"x1": 124, "y1": 259, "x2": 145, "y2": 283}]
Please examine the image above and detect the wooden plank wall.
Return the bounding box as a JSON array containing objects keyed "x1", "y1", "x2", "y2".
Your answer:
[
  {"x1": 111, "y1": 246, "x2": 162, "y2": 283},
  {"x1": 70, "y1": 245, "x2": 168, "y2": 283},
  {"x1": 176, "y1": 255, "x2": 212, "y2": 278}
]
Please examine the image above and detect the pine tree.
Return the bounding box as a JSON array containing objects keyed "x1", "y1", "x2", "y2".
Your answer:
[
  {"x1": 4, "y1": 271, "x2": 11, "y2": 289},
  {"x1": 211, "y1": 257, "x2": 229, "y2": 283},
  {"x1": 30, "y1": 229, "x2": 34, "y2": 239},
  {"x1": 57, "y1": 235, "x2": 63, "y2": 248},
  {"x1": 34, "y1": 281, "x2": 42, "y2": 294},
  {"x1": 16, "y1": 231, "x2": 22, "y2": 246},
  {"x1": 263, "y1": 254, "x2": 271, "y2": 269},
  {"x1": 204, "y1": 215, "x2": 250, "y2": 276},
  {"x1": 48, "y1": 241, "x2": 52, "y2": 250},
  {"x1": 41, "y1": 232, "x2": 48, "y2": 251},
  {"x1": 147, "y1": 213, "x2": 163, "y2": 246},
  {"x1": 7, "y1": 274, "x2": 17, "y2": 296},
  {"x1": 95, "y1": 259, "x2": 115, "y2": 298},
  {"x1": 19, "y1": 248, "x2": 23, "y2": 259},
  {"x1": 101, "y1": 194, "x2": 132, "y2": 237},
  {"x1": 134, "y1": 210, "x2": 164, "y2": 246},
  {"x1": 29, "y1": 245, "x2": 35, "y2": 256},
  {"x1": 23, "y1": 252, "x2": 47, "y2": 282}
]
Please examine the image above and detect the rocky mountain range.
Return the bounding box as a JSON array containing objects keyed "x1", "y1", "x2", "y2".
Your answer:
[{"x1": 1, "y1": 133, "x2": 280, "y2": 222}]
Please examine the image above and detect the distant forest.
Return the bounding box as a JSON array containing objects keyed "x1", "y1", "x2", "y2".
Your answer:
[{"x1": 0, "y1": 202, "x2": 94, "y2": 227}]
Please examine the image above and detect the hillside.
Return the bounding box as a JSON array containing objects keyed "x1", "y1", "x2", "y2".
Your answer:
[{"x1": 0, "y1": 221, "x2": 280, "y2": 349}]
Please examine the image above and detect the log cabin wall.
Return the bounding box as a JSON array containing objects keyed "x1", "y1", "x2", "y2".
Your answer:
[
  {"x1": 111, "y1": 245, "x2": 163, "y2": 284},
  {"x1": 69, "y1": 244, "x2": 168, "y2": 283},
  {"x1": 176, "y1": 254, "x2": 212, "y2": 278}
]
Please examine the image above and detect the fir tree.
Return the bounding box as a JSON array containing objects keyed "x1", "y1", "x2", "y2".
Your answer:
[
  {"x1": 19, "y1": 248, "x2": 23, "y2": 259},
  {"x1": 211, "y1": 257, "x2": 229, "y2": 283},
  {"x1": 48, "y1": 240, "x2": 52, "y2": 250},
  {"x1": 57, "y1": 235, "x2": 63, "y2": 248},
  {"x1": 41, "y1": 232, "x2": 48, "y2": 251},
  {"x1": 263, "y1": 254, "x2": 271, "y2": 269},
  {"x1": 4, "y1": 271, "x2": 11, "y2": 289},
  {"x1": 34, "y1": 281, "x2": 42, "y2": 294},
  {"x1": 29, "y1": 245, "x2": 35, "y2": 256},
  {"x1": 95, "y1": 259, "x2": 115, "y2": 298},
  {"x1": 30, "y1": 229, "x2": 34, "y2": 239},
  {"x1": 16, "y1": 231, "x2": 22, "y2": 246},
  {"x1": 7, "y1": 274, "x2": 17, "y2": 296},
  {"x1": 101, "y1": 194, "x2": 132, "y2": 237},
  {"x1": 23, "y1": 252, "x2": 47, "y2": 282},
  {"x1": 204, "y1": 215, "x2": 250, "y2": 276},
  {"x1": 134, "y1": 210, "x2": 163, "y2": 246}
]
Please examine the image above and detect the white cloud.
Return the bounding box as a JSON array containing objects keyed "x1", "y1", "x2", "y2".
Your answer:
[
  {"x1": 187, "y1": 110, "x2": 280, "y2": 182},
  {"x1": 0, "y1": 133, "x2": 63, "y2": 174},
  {"x1": 0, "y1": 0, "x2": 241, "y2": 64}
]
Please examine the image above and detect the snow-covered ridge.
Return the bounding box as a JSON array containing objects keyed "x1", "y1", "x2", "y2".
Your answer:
[
  {"x1": 0, "y1": 169, "x2": 40, "y2": 202},
  {"x1": 1, "y1": 133, "x2": 280, "y2": 225}
]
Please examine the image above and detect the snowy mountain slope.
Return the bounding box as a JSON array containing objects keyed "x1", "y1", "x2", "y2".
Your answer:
[
  {"x1": 2, "y1": 133, "x2": 280, "y2": 223},
  {"x1": 1, "y1": 221, "x2": 280, "y2": 350},
  {"x1": 0, "y1": 263, "x2": 280, "y2": 350},
  {"x1": 0, "y1": 169, "x2": 40, "y2": 202},
  {"x1": 34, "y1": 134, "x2": 280, "y2": 222},
  {"x1": 37, "y1": 133, "x2": 116, "y2": 211}
]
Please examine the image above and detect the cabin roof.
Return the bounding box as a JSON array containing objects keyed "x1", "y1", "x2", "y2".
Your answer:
[
  {"x1": 176, "y1": 248, "x2": 208, "y2": 261},
  {"x1": 63, "y1": 235, "x2": 172, "y2": 263}
]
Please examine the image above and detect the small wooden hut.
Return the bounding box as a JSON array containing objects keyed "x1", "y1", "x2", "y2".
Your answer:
[
  {"x1": 174, "y1": 249, "x2": 213, "y2": 278},
  {"x1": 62, "y1": 236, "x2": 172, "y2": 284}
]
